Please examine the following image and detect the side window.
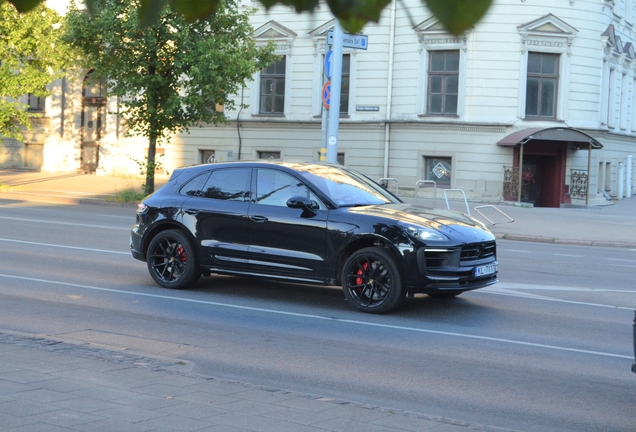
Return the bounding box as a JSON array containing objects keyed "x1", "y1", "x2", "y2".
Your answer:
[
  {"x1": 427, "y1": 50, "x2": 459, "y2": 115},
  {"x1": 256, "y1": 169, "x2": 309, "y2": 207},
  {"x1": 202, "y1": 168, "x2": 251, "y2": 201},
  {"x1": 260, "y1": 57, "x2": 286, "y2": 115},
  {"x1": 180, "y1": 172, "x2": 212, "y2": 197},
  {"x1": 525, "y1": 52, "x2": 559, "y2": 118}
]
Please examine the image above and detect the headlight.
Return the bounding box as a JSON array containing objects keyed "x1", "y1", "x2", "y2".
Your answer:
[{"x1": 400, "y1": 222, "x2": 448, "y2": 241}]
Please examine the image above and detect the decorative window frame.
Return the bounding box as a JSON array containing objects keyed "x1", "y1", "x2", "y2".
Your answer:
[
  {"x1": 415, "y1": 17, "x2": 467, "y2": 117},
  {"x1": 251, "y1": 21, "x2": 296, "y2": 116},
  {"x1": 518, "y1": 14, "x2": 577, "y2": 121},
  {"x1": 309, "y1": 20, "x2": 357, "y2": 117},
  {"x1": 600, "y1": 24, "x2": 633, "y2": 128}
]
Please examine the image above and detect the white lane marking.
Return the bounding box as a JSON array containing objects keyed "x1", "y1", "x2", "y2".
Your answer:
[
  {"x1": 482, "y1": 284, "x2": 635, "y2": 311},
  {"x1": 503, "y1": 250, "x2": 532, "y2": 253},
  {"x1": 0, "y1": 238, "x2": 128, "y2": 255},
  {"x1": 553, "y1": 254, "x2": 583, "y2": 258},
  {"x1": 0, "y1": 273, "x2": 630, "y2": 360},
  {"x1": 0, "y1": 216, "x2": 128, "y2": 231},
  {"x1": 606, "y1": 258, "x2": 636, "y2": 262}
]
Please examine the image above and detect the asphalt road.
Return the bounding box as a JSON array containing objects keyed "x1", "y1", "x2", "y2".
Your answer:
[{"x1": 0, "y1": 200, "x2": 634, "y2": 432}]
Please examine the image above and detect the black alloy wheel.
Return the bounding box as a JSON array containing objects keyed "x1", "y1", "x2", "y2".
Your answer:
[
  {"x1": 342, "y1": 247, "x2": 405, "y2": 313},
  {"x1": 147, "y1": 229, "x2": 200, "y2": 289}
]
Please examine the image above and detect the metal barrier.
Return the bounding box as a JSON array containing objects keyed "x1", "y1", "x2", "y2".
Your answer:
[
  {"x1": 474, "y1": 205, "x2": 514, "y2": 226},
  {"x1": 378, "y1": 178, "x2": 399, "y2": 196},
  {"x1": 414, "y1": 180, "x2": 437, "y2": 207},
  {"x1": 443, "y1": 189, "x2": 471, "y2": 215}
]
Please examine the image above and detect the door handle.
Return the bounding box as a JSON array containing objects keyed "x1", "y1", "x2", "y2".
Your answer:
[
  {"x1": 249, "y1": 215, "x2": 268, "y2": 222},
  {"x1": 184, "y1": 209, "x2": 199, "y2": 215}
]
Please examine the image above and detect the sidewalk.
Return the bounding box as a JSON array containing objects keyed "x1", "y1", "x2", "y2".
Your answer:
[
  {"x1": 0, "y1": 168, "x2": 632, "y2": 431},
  {"x1": 0, "y1": 331, "x2": 515, "y2": 432}
]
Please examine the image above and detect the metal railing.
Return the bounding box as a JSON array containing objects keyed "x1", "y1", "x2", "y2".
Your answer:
[{"x1": 378, "y1": 178, "x2": 399, "y2": 196}]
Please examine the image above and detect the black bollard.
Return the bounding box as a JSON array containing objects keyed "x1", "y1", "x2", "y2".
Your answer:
[{"x1": 632, "y1": 310, "x2": 636, "y2": 373}]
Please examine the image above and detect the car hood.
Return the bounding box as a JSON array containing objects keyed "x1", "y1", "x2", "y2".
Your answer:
[{"x1": 346, "y1": 203, "x2": 495, "y2": 241}]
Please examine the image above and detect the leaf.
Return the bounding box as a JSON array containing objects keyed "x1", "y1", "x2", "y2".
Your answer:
[
  {"x1": 424, "y1": 0, "x2": 492, "y2": 36},
  {"x1": 138, "y1": 0, "x2": 169, "y2": 28},
  {"x1": 325, "y1": 0, "x2": 392, "y2": 34},
  {"x1": 258, "y1": 0, "x2": 319, "y2": 13},
  {"x1": 171, "y1": 0, "x2": 222, "y2": 21},
  {"x1": 5, "y1": 0, "x2": 40, "y2": 13}
]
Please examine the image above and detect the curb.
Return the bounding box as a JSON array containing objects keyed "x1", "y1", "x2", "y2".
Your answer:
[
  {"x1": 494, "y1": 233, "x2": 636, "y2": 248},
  {"x1": 0, "y1": 191, "x2": 138, "y2": 209}
]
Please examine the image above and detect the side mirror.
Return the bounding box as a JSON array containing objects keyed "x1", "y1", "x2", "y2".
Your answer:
[{"x1": 286, "y1": 195, "x2": 313, "y2": 209}]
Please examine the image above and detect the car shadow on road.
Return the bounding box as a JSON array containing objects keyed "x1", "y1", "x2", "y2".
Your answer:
[{"x1": 187, "y1": 275, "x2": 496, "y2": 321}]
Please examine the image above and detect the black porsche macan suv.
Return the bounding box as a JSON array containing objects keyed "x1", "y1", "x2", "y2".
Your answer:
[{"x1": 130, "y1": 161, "x2": 498, "y2": 313}]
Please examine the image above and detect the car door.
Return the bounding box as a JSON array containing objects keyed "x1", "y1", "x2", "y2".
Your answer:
[
  {"x1": 181, "y1": 167, "x2": 252, "y2": 270},
  {"x1": 247, "y1": 168, "x2": 328, "y2": 282}
]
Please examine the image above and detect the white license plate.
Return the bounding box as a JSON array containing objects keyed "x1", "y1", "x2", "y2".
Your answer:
[{"x1": 474, "y1": 263, "x2": 497, "y2": 277}]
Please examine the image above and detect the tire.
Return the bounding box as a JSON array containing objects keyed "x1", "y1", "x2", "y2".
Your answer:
[
  {"x1": 427, "y1": 292, "x2": 461, "y2": 299},
  {"x1": 146, "y1": 229, "x2": 200, "y2": 289},
  {"x1": 342, "y1": 247, "x2": 406, "y2": 313}
]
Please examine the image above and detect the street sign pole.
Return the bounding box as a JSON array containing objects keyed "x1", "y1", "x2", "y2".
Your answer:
[{"x1": 326, "y1": 20, "x2": 343, "y2": 164}]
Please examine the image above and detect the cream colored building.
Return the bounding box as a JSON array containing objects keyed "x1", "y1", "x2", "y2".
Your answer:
[{"x1": 3, "y1": 0, "x2": 636, "y2": 207}]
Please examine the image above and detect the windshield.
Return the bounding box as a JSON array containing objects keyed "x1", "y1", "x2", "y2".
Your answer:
[{"x1": 295, "y1": 165, "x2": 399, "y2": 207}]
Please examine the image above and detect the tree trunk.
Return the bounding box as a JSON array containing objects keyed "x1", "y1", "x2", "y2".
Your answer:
[{"x1": 145, "y1": 134, "x2": 156, "y2": 195}]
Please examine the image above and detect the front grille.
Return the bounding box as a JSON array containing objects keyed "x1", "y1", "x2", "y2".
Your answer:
[
  {"x1": 424, "y1": 250, "x2": 455, "y2": 268},
  {"x1": 460, "y1": 241, "x2": 496, "y2": 261}
]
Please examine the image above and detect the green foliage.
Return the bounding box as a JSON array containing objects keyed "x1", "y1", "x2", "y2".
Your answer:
[
  {"x1": 104, "y1": 187, "x2": 147, "y2": 203},
  {"x1": 133, "y1": 154, "x2": 167, "y2": 196},
  {"x1": 0, "y1": 2, "x2": 71, "y2": 141},
  {"x1": 425, "y1": 0, "x2": 492, "y2": 36},
  {"x1": 5, "y1": 0, "x2": 493, "y2": 36},
  {"x1": 63, "y1": 0, "x2": 276, "y2": 194}
]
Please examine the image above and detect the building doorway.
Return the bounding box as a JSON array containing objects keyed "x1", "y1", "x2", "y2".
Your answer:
[{"x1": 81, "y1": 72, "x2": 106, "y2": 172}]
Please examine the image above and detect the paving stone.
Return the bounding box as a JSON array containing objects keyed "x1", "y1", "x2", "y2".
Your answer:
[
  {"x1": 208, "y1": 411, "x2": 280, "y2": 430},
  {"x1": 274, "y1": 395, "x2": 334, "y2": 412},
  {"x1": 91, "y1": 404, "x2": 169, "y2": 423},
  {"x1": 26, "y1": 408, "x2": 105, "y2": 427},
  {"x1": 263, "y1": 406, "x2": 335, "y2": 426},
  {"x1": 134, "y1": 413, "x2": 220, "y2": 431},
  {"x1": 70, "y1": 385, "x2": 139, "y2": 402},
  {"x1": 231, "y1": 388, "x2": 297, "y2": 404},
  {"x1": 173, "y1": 390, "x2": 240, "y2": 407},
  {"x1": 68, "y1": 418, "x2": 157, "y2": 432},
  {"x1": 159, "y1": 399, "x2": 230, "y2": 419},
  {"x1": 217, "y1": 399, "x2": 287, "y2": 416},
  {"x1": 49, "y1": 396, "x2": 123, "y2": 413},
  {"x1": 371, "y1": 412, "x2": 450, "y2": 431},
  {"x1": 0, "y1": 399, "x2": 59, "y2": 417},
  {"x1": 116, "y1": 393, "x2": 188, "y2": 410},
  {"x1": 0, "y1": 369, "x2": 58, "y2": 385},
  {"x1": 10, "y1": 388, "x2": 80, "y2": 404}
]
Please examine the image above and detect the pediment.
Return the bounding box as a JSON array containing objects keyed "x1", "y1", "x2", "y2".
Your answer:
[
  {"x1": 414, "y1": 17, "x2": 448, "y2": 34},
  {"x1": 518, "y1": 14, "x2": 578, "y2": 36},
  {"x1": 309, "y1": 19, "x2": 334, "y2": 38},
  {"x1": 253, "y1": 20, "x2": 297, "y2": 39},
  {"x1": 624, "y1": 42, "x2": 635, "y2": 60}
]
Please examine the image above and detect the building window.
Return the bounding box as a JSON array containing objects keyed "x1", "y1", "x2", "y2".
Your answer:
[
  {"x1": 423, "y1": 156, "x2": 452, "y2": 187},
  {"x1": 200, "y1": 149, "x2": 215, "y2": 164},
  {"x1": 260, "y1": 57, "x2": 286, "y2": 115},
  {"x1": 258, "y1": 151, "x2": 281, "y2": 160},
  {"x1": 525, "y1": 52, "x2": 559, "y2": 118},
  {"x1": 427, "y1": 50, "x2": 459, "y2": 115},
  {"x1": 27, "y1": 93, "x2": 45, "y2": 112}
]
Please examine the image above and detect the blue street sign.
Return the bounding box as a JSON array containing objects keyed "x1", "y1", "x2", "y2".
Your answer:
[{"x1": 325, "y1": 50, "x2": 333, "y2": 79}]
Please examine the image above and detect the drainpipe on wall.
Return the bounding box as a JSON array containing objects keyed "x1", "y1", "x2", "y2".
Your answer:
[
  {"x1": 383, "y1": 0, "x2": 397, "y2": 179},
  {"x1": 627, "y1": 155, "x2": 632, "y2": 198}
]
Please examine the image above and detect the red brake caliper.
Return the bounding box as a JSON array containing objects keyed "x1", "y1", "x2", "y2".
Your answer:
[
  {"x1": 176, "y1": 245, "x2": 186, "y2": 262},
  {"x1": 355, "y1": 262, "x2": 369, "y2": 287}
]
